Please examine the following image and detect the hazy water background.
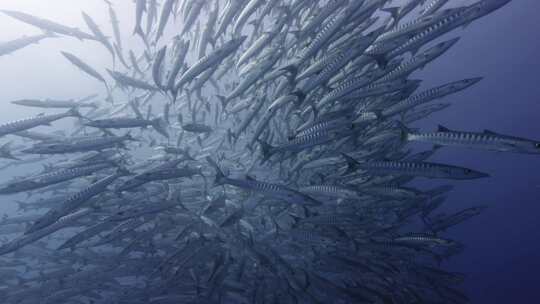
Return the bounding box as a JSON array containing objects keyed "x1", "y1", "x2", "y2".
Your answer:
[{"x1": 0, "y1": 0, "x2": 538, "y2": 302}]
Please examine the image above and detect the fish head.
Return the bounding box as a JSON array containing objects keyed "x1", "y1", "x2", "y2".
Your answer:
[
  {"x1": 504, "y1": 140, "x2": 540, "y2": 154},
  {"x1": 450, "y1": 77, "x2": 483, "y2": 92}
]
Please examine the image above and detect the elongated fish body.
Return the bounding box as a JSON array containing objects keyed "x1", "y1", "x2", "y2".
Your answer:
[
  {"x1": 376, "y1": 0, "x2": 511, "y2": 66},
  {"x1": 406, "y1": 125, "x2": 540, "y2": 154},
  {"x1": 81, "y1": 12, "x2": 115, "y2": 60},
  {"x1": 299, "y1": 185, "x2": 361, "y2": 200},
  {"x1": 393, "y1": 233, "x2": 454, "y2": 247},
  {"x1": 13, "y1": 130, "x2": 65, "y2": 143},
  {"x1": 175, "y1": 36, "x2": 246, "y2": 91},
  {"x1": 21, "y1": 133, "x2": 134, "y2": 154},
  {"x1": 292, "y1": 117, "x2": 353, "y2": 139},
  {"x1": 198, "y1": 2, "x2": 219, "y2": 59},
  {"x1": 133, "y1": 0, "x2": 147, "y2": 37},
  {"x1": 152, "y1": 46, "x2": 167, "y2": 89},
  {"x1": 383, "y1": 0, "x2": 425, "y2": 25},
  {"x1": 355, "y1": 159, "x2": 489, "y2": 180},
  {"x1": 0, "y1": 10, "x2": 95, "y2": 40},
  {"x1": 404, "y1": 103, "x2": 450, "y2": 123},
  {"x1": 167, "y1": 39, "x2": 190, "y2": 91},
  {"x1": 0, "y1": 33, "x2": 55, "y2": 56},
  {"x1": 0, "y1": 109, "x2": 79, "y2": 137},
  {"x1": 181, "y1": 0, "x2": 205, "y2": 36},
  {"x1": 421, "y1": 0, "x2": 451, "y2": 17},
  {"x1": 182, "y1": 123, "x2": 213, "y2": 134},
  {"x1": 11, "y1": 99, "x2": 97, "y2": 109},
  {"x1": 294, "y1": 8, "x2": 349, "y2": 68},
  {"x1": 117, "y1": 166, "x2": 201, "y2": 192},
  {"x1": 234, "y1": 97, "x2": 266, "y2": 139},
  {"x1": 325, "y1": 79, "x2": 419, "y2": 108},
  {"x1": 190, "y1": 65, "x2": 219, "y2": 96},
  {"x1": 0, "y1": 209, "x2": 91, "y2": 256},
  {"x1": 382, "y1": 77, "x2": 482, "y2": 117},
  {"x1": 107, "y1": 70, "x2": 157, "y2": 91},
  {"x1": 315, "y1": 76, "x2": 374, "y2": 108},
  {"x1": 296, "y1": 48, "x2": 343, "y2": 82},
  {"x1": 260, "y1": 127, "x2": 357, "y2": 161},
  {"x1": 211, "y1": 169, "x2": 321, "y2": 206},
  {"x1": 0, "y1": 163, "x2": 111, "y2": 194},
  {"x1": 106, "y1": 2, "x2": 123, "y2": 51},
  {"x1": 236, "y1": 32, "x2": 273, "y2": 68},
  {"x1": 376, "y1": 38, "x2": 459, "y2": 83},
  {"x1": 27, "y1": 170, "x2": 126, "y2": 233},
  {"x1": 61, "y1": 51, "x2": 106, "y2": 83},
  {"x1": 299, "y1": 0, "x2": 348, "y2": 39},
  {"x1": 57, "y1": 220, "x2": 117, "y2": 250},
  {"x1": 221, "y1": 50, "x2": 282, "y2": 103},
  {"x1": 84, "y1": 116, "x2": 161, "y2": 130},
  {"x1": 233, "y1": 0, "x2": 266, "y2": 35},
  {"x1": 429, "y1": 206, "x2": 487, "y2": 232},
  {"x1": 146, "y1": 0, "x2": 158, "y2": 36},
  {"x1": 215, "y1": 0, "x2": 245, "y2": 39},
  {"x1": 375, "y1": 8, "x2": 457, "y2": 44},
  {"x1": 300, "y1": 38, "x2": 375, "y2": 94},
  {"x1": 155, "y1": 0, "x2": 177, "y2": 42}
]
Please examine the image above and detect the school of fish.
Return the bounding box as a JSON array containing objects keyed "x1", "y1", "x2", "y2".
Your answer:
[{"x1": 0, "y1": 0, "x2": 529, "y2": 303}]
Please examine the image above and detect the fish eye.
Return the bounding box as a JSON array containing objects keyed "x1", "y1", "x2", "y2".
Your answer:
[
  {"x1": 535, "y1": 143, "x2": 540, "y2": 148},
  {"x1": 464, "y1": 169, "x2": 472, "y2": 174}
]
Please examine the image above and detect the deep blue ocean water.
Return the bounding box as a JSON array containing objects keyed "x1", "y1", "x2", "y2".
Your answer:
[{"x1": 413, "y1": 1, "x2": 540, "y2": 302}]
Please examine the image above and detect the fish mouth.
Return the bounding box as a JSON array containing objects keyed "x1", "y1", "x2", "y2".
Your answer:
[{"x1": 471, "y1": 171, "x2": 490, "y2": 179}]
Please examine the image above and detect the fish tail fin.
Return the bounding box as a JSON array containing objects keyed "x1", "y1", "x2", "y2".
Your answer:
[
  {"x1": 133, "y1": 25, "x2": 143, "y2": 37},
  {"x1": 280, "y1": 64, "x2": 298, "y2": 80},
  {"x1": 341, "y1": 153, "x2": 360, "y2": 175},
  {"x1": 170, "y1": 87, "x2": 179, "y2": 102},
  {"x1": 0, "y1": 142, "x2": 18, "y2": 160},
  {"x1": 67, "y1": 108, "x2": 82, "y2": 118},
  {"x1": 291, "y1": 90, "x2": 307, "y2": 104},
  {"x1": 151, "y1": 117, "x2": 169, "y2": 138},
  {"x1": 381, "y1": 6, "x2": 400, "y2": 22},
  {"x1": 372, "y1": 110, "x2": 384, "y2": 121},
  {"x1": 368, "y1": 53, "x2": 389, "y2": 69},
  {"x1": 257, "y1": 140, "x2": 276, "y2": 163},
  {"x1": 116, "y1": 166, "x2": 132, "y2": 176},
  {"x1": 205, "y1": 156, "x2": 227, "y2": 186},
  {"x1": 216, "y1": 95, "x2": 229, "y2": 110},
  {"x1": 123, "y1": 131, "x2": 137, "y2": 142}
]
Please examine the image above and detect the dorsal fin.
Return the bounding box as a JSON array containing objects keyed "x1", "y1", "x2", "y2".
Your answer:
[{"x1": 437, "y1": 125, "x2": 451, "y2": 132}]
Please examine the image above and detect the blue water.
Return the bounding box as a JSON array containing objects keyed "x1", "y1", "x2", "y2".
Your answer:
[{"x1": 414, "y1": 1, "x2": 540, "y2": 302}]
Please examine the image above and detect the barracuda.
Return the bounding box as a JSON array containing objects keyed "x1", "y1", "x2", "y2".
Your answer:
[{"x1": 0, "y1": 108, "x2": 80, "y2": 137}]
